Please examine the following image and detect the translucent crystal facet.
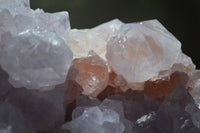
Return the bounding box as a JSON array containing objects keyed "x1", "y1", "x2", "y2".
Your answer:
[
  {"x1": 1, "y1": 0, "x2": 200, "y2": 132},
  {"x1": 0, "y1": 29, "x2": 73, "y2": 90},
  {"x1": 62, "y1": 98, "x2": 126, "y2": 133},
  {"x1": 68, "y1": 19, "x2": 123, "y2": 60},
  {"x1": 106, "y1": 20, "x2": 182, "y2": 83},
  {"x1": 74, "y1": 51, "x2": 109, "y2": 96}
]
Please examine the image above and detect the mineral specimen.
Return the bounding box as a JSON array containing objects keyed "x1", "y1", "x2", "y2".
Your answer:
[{"x1": 0, "y1": 0, "x2": 200, "y2": 133}]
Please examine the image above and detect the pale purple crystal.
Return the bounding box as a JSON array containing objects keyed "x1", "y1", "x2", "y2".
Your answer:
[{"x1": 0, "y1": 29, "x2": 73, "y2": 90}]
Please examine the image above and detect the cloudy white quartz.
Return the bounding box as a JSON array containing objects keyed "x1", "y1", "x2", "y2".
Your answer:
[
  {"x1": 0, "y1": 29, "x2": 73, "y2": 90},
  {"x1": 0, "y1": 0, "x2": 73, "y2": 90},
  {"x1": 106, "y1": 20, "x2": 182, "y2": 83}
]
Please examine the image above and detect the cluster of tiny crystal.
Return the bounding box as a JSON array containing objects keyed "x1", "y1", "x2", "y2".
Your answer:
[{"x1": 0, "y1": 0, "x2": 200, "y2": 133}]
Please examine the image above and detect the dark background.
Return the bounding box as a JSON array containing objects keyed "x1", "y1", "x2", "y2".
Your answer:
[{"x1": 31, "y1": 0, "x2": 200, "y2": 68}]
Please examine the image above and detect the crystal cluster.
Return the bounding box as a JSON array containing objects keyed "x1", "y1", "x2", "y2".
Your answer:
[
  {"x1": 0, "y1": 0, "x2": 73, "y2": 90},
  {"x1": 68, "y1": 19, "x2": 123, "y2": 60},
  {"x1": 62, "y1": 86, "x2": 200, "y2": 133},
  {"x1": 0, "y1": 0, "x2": 200, "y2": 133}
]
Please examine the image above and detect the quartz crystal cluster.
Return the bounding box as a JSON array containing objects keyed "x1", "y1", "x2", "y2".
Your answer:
[
  {"x1": 0, "y1": 0, "x2": 200, "y2": 133},
  {"x1": 0, "y1": 0, "x2": 73, "y2": 90}
]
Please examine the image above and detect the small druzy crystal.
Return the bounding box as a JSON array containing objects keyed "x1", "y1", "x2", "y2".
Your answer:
[
  {"x1": 0, "y1": 0, "x2": 70, "y2": 43},
  {"x1": 74, "y1": 51, "x2": 109, "y2": 96},
  {"x1": 144, "y1": 71, "x2": 189, "y2": 102},
  {"x1": 62, "y1": 98, "x2": 126, "y2": 133},
  {"x1": 0, "y1": 0, "x2": 32, "y2": 16}
]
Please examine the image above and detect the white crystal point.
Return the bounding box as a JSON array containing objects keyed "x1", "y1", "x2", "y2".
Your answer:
[
  {"x1": 62, "y1": 106, "x2": 124, "y2": 133},
  {"x1": 106, "y1": 19, "x2": 182, "y2": 83},
  {"x1": 33, "y1": 11, "x2": 71, "y2": 43},
  {"x1": 11, "y1": 10, "x2": 71, "y2": 43},
  {"x1": 68, "y1": 19, "x2": 123, "y2": 60},
  {"x1": 0, "y1": 29, "x2": 73, "y2": 90}
]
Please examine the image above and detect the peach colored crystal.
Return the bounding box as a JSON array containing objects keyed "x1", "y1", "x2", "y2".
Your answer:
[
  {"x1": 74, "y1": 52, "x2": 109, "y2": 97},
  {"x1": 144, "y1": 71, "x2": 189, "y2": 103}
]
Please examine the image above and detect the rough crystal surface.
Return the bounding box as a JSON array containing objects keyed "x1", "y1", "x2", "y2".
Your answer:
[
  {"x1": 0, "y1": 6, "x2": 70, "y2": 45},
  {"x1": 68, "y1": 19, "x2": 123, "y2": 60},
  {"x1": 0, "y1": 29, "x2": 73, "y2": 90},
  {"x1": 144, "y1": 71, "x2": 189, "y2": 102},
  {"x1": 0, "y1": 0, "x2": 32, "y2": 16},
  {"x1": 0, "y1": 0, "x2": 70, "y2": 41},
  {"x1": 136, "y1": 111, "x2": 173, "y2": 133},
  {"x1": 0, "y1": 0, "x2": 72, "y2": 90},
  {"x1": 63, "y1": 106, "x2": 125, "y2": 133},
  {"x1": 1, "y1": 0, "x2": 200, "y2": 132},
  {"x1": 106, "y1": 19, "x2": 182, "y2": 83},
  {"x1": 108, "y1": 90, "x2": 159, "y2": 122},
  {"x1": 187, "y1": 71, "x2": 200, "y2": 107},
  {"x1": 74, "y1": 51, "x2": 109, "y2": 96},
  {"x1": 62, "y1": 98, "x2": 127, "y2": 133},
  {"x1": 32, "y1": 11, "x2": 71, "y2": 43},
  {"x1": 62, "y1": 86, "x2": 200, "y2": 133}
]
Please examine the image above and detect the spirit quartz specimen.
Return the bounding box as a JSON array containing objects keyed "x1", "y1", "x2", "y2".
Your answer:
[{"x1": 0, "y1": 0, "x2": 200, "y2": 133}]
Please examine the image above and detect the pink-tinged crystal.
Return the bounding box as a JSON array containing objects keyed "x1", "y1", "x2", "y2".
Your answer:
[
  {"x1": 74, "y1": 52, "x2": 109, "y2": 97},
  {"x1": 106, "y1": 19, "x2": 182, "y2": 84},
  {"x1": 144, "y1": 71, "x2": 189, "y2": 103},
  {"x1": 68, "y1": 19, "x2": 123, "y2": 60}
]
